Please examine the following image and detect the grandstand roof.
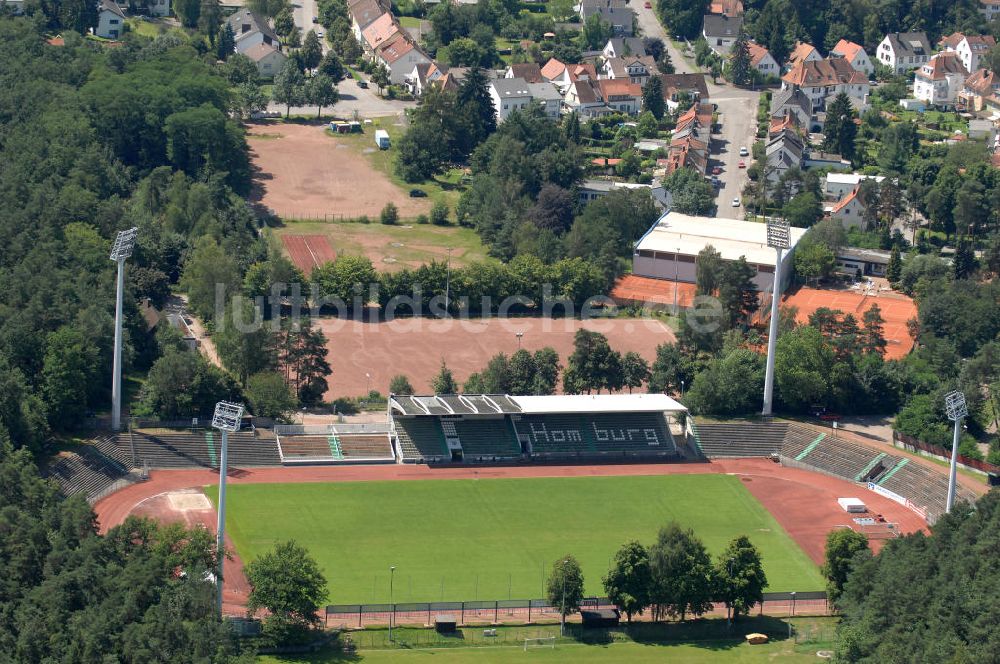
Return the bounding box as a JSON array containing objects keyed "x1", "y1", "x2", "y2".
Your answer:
[
  {"x1": 390, "y1": 393, "x2": 687, "y2": 416},
  {"x1": 390, "y1": 394, "x2": 523, "y2": 416},
  {"x1": 512, "y1": 394, "x2": 686, "y2": 414}
]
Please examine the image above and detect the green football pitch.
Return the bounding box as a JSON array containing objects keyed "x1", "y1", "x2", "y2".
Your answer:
[{"x1": 209, "y1": 474, "x2": 824, "y2": 603}]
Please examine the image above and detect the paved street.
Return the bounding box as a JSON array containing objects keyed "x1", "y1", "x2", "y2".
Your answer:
[
  {"x1": 634, "y1": 2, "x2": 760, "y2": 219},
  {"x1": 291, "y1": 0, "x2": 317, "y2": 37}
]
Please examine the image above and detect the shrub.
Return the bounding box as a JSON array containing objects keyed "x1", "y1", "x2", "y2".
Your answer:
[
  {"x1": 430, "y1": 201, "x2": 449, "y2": 225},
  {"x1": 380, "y1": 202, "x2": 398, "y2": 225}
]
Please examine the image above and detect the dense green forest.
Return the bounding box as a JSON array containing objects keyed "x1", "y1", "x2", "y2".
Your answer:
[
  {"x1": 836, "y1": 489, "x2": 1000, "y2": 662},
  {"x1": 0, "y1": 444, "x2": 246, "y2": 661}
]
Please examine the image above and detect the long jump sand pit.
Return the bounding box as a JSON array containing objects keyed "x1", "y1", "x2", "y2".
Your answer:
[
  {"x1": 316, "y1": 316, "x2": 677, "y2": 397},
  {"x1": 247, "y1": 122, "x2": 431, "y2": 219}
]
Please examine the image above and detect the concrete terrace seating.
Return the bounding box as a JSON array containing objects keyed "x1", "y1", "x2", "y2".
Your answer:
[
  {"x1": 515, "y1": 413, "x2": 676, "y2": 458},
  {"x1": 395, "y1": 417, "x2": 449, "y2": 461},
  {"x1": 279, "y1": 435, "x2": 332, "y2": 459},
  {"x1": 338, "y1": 434, "x2": 394, "y2": 459},
  {"x1": 694, "y1": 422, "x2": 789, "y2": 457},
  {"x1": 780, "y1": 425, "x2": 821, "y2": 459},
  {"x1": 46, "y1": 449, "x2": 128, "y2": 503},
  {"x1": 880, "y1": 460, "x2": 979, "y2": 524},
  {"x1": 451, "y1": 417, "x2": 522, "y2": 459},
  {"x1": 124, "y1": 429, "x2": 280, "y2": 469},
  {"x1": 792, "y1": 435, "x2": 888, "y2": 480}
]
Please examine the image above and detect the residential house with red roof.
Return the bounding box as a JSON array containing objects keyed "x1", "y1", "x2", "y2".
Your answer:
[
  {"x1": 376, "y1": 33, "x2": 430, "y2": 84},
  {"x1": 938, "y1": 33, "x2": 996, "y2": 74},
  {"x1": 913, "y1": 52, "x2": 969, "y2": 107},
  {"x1": 982, "y1": 0, "x2": 1000, "y2": 20},
  {"x1": 781, "y1": 57, "x2": 869, "y2": 111},
  {"x1": 830, "y1": 39, "x2": 873, "y2": 76},
  {"x1": 746, "y1": 42, "x2": 779, "y2": 77},
  {"x1": 785, "y1": 42, "x2": 821, "y2": 71},
  {"x1": 958, "y1": 68, "x2": 1000, "y2": 112},
  {"x1": 827, "y1": 186, "x2": 869, "y2": 228},
  {"x1": 361, "y1": 12, "x2": 400, "y2": 55}
]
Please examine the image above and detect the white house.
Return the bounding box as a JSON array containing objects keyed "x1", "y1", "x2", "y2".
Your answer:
[
  {"x1": 227, "y1": 8, "x2": 280, "y2": 55},
  {"x1": 528, "y1": 82, "x2": 563, "y2": 118},
  {"x1": 876, "y1": 32, "x2": 931, "y2": 75},
  {"x1": 598, "y1": 78, "x2": 642, "y2": 114},
  {"x1": 601, "y1": 55, "x2": 656, "y2": 85},
  {"x1": 349, "y1": 0, "x2": 385, "y2": 42},
  {"x1": 95, "y1": 0, "x2": 126, "y2": 39},
  {"x1": 786, "y1": 41, "x2": 821, "y2": 71},
  {"x1": 824, "y1": 173, "x2": 885, "y2": 199},
  {"x1": 827, "y1": 187, "x2": 869, "y2": 228},
  {"x1": 938, "y1": 33, "x2": 996, "y2": 74},
  {"x1": 830, "y1": 39, "x2": 874, "y2": 76},
  {"x1": 602, "y1": 37, "x2": 647, "y2": 59},
  {"x1": 980, "y1": 0, "x2": 1000, "y2": 21},
  {"x1": 376, "y1": 35, "x2": 430, "y2": 85},
  {"x1": 765, "y1": 129, "x2": 804, "y2": 183},
  {"x1": 244, "y1": 42, "x2": 288, "y2": 79},
  {"x1": 780, "y1": 57, "x2": 869, "y2": 111},
  {"x1": 747, "y1": 42, "x2": 779, "y2": 76},
  {"x1": 490, "y1": 77, "x2": 534, "y2": 122},
  {"x1": 702, "y1": 14, "x2": 742, "y2": 55},
  {"x1": 405, "y1": 61, "x2": 446, "y2": 97},
  {"x1": 913, "y1": 52, "x2": 968, "y2": 107},
  {"x1": 144, "y1": 0, "x2": 170, "y2": 17}
]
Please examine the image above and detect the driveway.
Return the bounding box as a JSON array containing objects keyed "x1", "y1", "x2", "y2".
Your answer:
[
  {"x1": 292, "y1": 0, "x2": 317, "y2": 37},
  {"x1": 634, "y1": 2, "x2": 760, "y2": 219}
]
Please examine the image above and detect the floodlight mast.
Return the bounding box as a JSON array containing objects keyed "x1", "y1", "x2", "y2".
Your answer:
[
  {"x1": 944, "y1": 391, "x2": 968, "y2": 513},
  {"x1": 212, "y1": 401, "x2": 245, "y2": 616},
  {"x1": 109, "y1": 228, "x2": 138, "y2": 431},
  {"x1": 762, "y1": 218, "x2": 790, "y2": 416}
]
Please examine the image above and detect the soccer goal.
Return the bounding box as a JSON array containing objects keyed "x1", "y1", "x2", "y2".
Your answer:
[{"x1": 524, "y1": 637, "x2": 556, "y2": 651}]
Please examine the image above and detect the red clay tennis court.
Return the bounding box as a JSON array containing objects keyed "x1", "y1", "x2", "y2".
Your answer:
[
  {"x1": 281, "y1": 234, "x2": 336, "y2": 275},
  {"x1": 782, "y1": 285, "x2": 917, "y2": 359},
  {"x1": 611, "y1": 275, "x2": 698, "y2": 308}
]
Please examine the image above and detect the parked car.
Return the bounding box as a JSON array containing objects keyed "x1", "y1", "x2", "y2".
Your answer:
[
  {"x1": 312, "y1": 16, "x2": 319, "y2": 23},
  {"x1": 357, "y1": 80, "x2": 369, "y2": 88},
  {"x1": 739, "y1": 146, "x2": 749, "y2": 156},
  {"x1": 711, "y1": 166, "x2": 722, "y2": 175},
  {"x1": 317, "y1": 30, "x2": 324, "y2": 38},
  {"x1": 409, "y1": 188, "x2": 427, "y2": 198},
  {"x1": 738, "y1": 160, "x2": 746, "y2": 168},
  {"x1": 731, "y1": 197, "x2": 740, "y2": 207},
  {"x1": 644, "y1": 1, "x2": 652, "y2": 6}
]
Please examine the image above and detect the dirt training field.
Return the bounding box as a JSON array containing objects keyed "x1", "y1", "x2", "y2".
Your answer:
[
  {"x1": 315, "y1": 317, "x2": 676, "y2": 397},
  {"x1": 281, "y1": 234, "x2": 337, "y2": 274},
  {"x1": 247, "y1": 122, "x2": 431, "y2": 219}
]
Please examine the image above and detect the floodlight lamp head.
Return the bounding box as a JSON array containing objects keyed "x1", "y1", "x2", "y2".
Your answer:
[
  {"x1": 766, "y1": 218, "x2": 790, "y2": 249},
  {"x1": 211, "y1": 401, "x2": 245, "y2": 431},
  {"x1": 109, "y1": 227, "x2": 139, "y2": 262},
  {"x1": 944, "y1": 390, "x2": 968, "y2": 421}
]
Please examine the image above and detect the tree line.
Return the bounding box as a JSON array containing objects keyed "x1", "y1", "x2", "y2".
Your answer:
[
  {"x1": 548, "y1": 523, "x2": 767, "y2": 626},
  {"x1": 0, "y1": 21, "x2": 266, "y2": 454}
]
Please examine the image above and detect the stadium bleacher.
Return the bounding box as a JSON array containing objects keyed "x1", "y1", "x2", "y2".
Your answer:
[
  {"x1": 395, "y1": 417, "x2": 450, "y2": 461},
  {"x1": 45, "y1": 446, "x2": 131, "y2": 503},
  {"x1": 514, "y1": 412, "x2": 676, "y2": 457},
  {"x1": 693, "y1": 422, "x2": 790, "y2": 457},
  {"x1": 276, "y1": 433, "x2": 395, "y2": 462},
  {"x1": 115, "y1": 429, "x2": 281, "y2": 469},
  {"x1": 451, "y1": 418, "x2": 522, "y2": 460}
]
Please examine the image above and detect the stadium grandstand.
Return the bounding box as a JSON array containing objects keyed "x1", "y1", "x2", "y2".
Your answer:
[
  {"x1": 687, "y1": 420, "x2": 979, "y2": 524},
  {"x1": 275, "y1": 423, "x2": 395, "y2": 464},
  {"x1": 389, "y1": 393, "x2": 688, "y2": 463}
]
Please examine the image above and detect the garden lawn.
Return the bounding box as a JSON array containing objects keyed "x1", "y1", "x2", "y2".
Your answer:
[{"x1": 209, "y1": 474, "x2": 823, "y2": 603}]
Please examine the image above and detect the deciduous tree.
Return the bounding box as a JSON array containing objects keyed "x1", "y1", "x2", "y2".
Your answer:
[
  {"x1": 603, "y1": 540, "x2": 652, "y2": 623},
  {"x1": 714, "y1": 535, "x2": 767, "y2": 621},
  {"x1": 546, "y1": 555, "x2": 585, "y2": 629}
]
